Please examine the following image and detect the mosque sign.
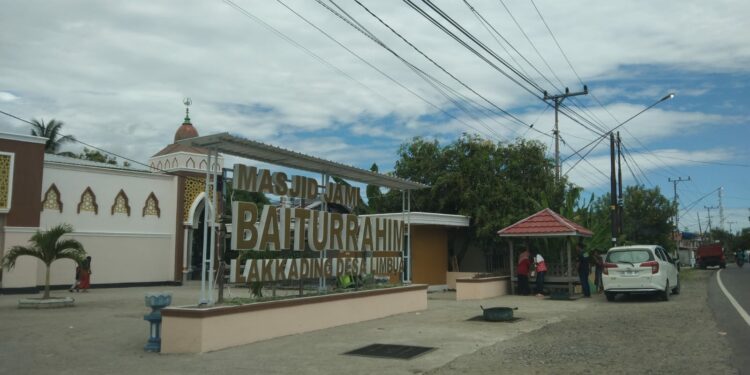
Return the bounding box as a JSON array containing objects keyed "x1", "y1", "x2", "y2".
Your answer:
[{"x1": 231, "y1": 163, "x2": 404, "y2": 282}]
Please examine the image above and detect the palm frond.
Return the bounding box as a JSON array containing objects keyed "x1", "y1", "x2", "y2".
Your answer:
[{"x1": 2, "y1": 246, "x2": 42, "y2": 269}]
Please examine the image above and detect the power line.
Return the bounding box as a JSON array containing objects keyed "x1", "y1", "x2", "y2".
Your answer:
[
  {"x1": 0, "y1": 109, "x2": 191, "y2": 179},
  {"x1": 413, "y1": 0, "x2": 612, "y2": 138},
  {"x1": 351, "y1": 0, "x2": 546, "y2": 139},
  {"x1": 221, "y1": 0, "x2": 395, "y2": 108},
  {"x1": 271, "y1": 0, "x2": 503, "y2": 141},
  {"x1": 620, "y1": 142, "x2": 653, "y2": 186}
]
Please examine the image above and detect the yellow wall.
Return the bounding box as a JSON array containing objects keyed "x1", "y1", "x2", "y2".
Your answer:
[{"x1": 411, "y1": 226, "x2": 448, "y2": 285}]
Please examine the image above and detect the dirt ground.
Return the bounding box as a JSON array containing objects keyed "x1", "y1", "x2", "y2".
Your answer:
[{"x1": 428, "y1": 270, "x2": 736, "y2": 375}]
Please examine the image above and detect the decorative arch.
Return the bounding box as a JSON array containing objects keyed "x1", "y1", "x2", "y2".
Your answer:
[
  {"x1": 172, "y1": 157, "x2": 178, "y2": 169},
  {"x1": 186, "y1": 192, "x2": 206, "y2": 226},
  {"x1": 111, "y1": 189, "x2": 131, "y2": 216},
  {"x1": 164, "y1": 159, "x2": 171, "y2": 169},
  {"x1": 157, "y1": 161, "x2": 163, "y2": 170},
  {"x1": 186, "y1": 157, "x2": 195, "y2": 169},
  {"x1": 198, "y1": 159, "x2": 207, "y2": 170},
  {"x1": 143, "y1": 192, "x2": 161, "y2": 218},
  {"x1": 41, "y1": 183, "x2": 63, "y2": 213},
  {"x1": 77, "y1": 187, "x2": 98, "y2": 214},
  {"x1": 185, "y1": 192, "x2": 216, "y2": 226}
]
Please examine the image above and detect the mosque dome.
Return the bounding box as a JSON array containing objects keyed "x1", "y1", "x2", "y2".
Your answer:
[{"x1": 173, "y1": 114, "x2": 198, "y2": 143}]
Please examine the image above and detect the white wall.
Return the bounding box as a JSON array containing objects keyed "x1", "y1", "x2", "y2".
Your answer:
[{"x1": 2, "y1": 162, "x2": 179, "y2": 289}]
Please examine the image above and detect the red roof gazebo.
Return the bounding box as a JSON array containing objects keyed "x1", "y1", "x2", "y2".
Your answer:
[{"x1": 497, "y1": 208, "x2": 593, "y2": 295}]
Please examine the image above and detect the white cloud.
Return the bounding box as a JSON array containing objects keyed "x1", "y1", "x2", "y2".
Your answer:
[{"x1": 0, "y1": 0, "x2": 747, "y2": 201}]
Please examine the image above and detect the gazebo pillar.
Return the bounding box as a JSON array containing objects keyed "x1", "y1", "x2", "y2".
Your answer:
[
  {"x1": 567, "y1": 240, "x2": 572, "y2": 295},
  {"x1": 508, "y1": 240, "x2": 515, "y2": 295}
]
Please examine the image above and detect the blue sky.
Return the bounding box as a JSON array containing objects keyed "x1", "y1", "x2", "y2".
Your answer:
[{"x1": 0, "y1": 1, "x2": 748, "y2": 234}]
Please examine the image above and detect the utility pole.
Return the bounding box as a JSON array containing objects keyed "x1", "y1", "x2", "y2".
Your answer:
[
  {"x1": 543, "y1": 86, "x2": 588, "y2": 181},
  {"x1": 616, "y1": 132, "x2": 624, "y2": 235},
  {"x1": 610, "y1": 133, "x2": 617, "y2": 246},
  {"x1": 719, "y1": 187, "x2": 725, "y2": 230},
  {"x1": 705, "y1": 205, "x2": 718, "y2": 240},
  {"x1": 668, "y1": 176, "x2": 690, "y2": 232},
  {"x1": 728, "y1": 221, "x2": 737, "y2": 234}
]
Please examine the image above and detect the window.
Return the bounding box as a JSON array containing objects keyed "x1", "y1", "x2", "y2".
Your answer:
[
  {"x1": 655, "y1": 247, "x2": 667, "y2": 262},
  {"x1": 606, "y1": 249, "x2": 654, "y2": 263},
  {"x1": 42, "y1": 184, "x2": 63, "y2": 213},
  {"x1": 77, "y1": 187, "x2": 98, "y2": 214},
  {"x1": 142, "y1": 192, "x2": 160, "y2": 217},
  {"x1": 111, "y1": 189, "x2": 130, "y2": 216}
]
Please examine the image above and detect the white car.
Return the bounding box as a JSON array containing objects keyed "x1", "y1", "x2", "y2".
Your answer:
[{"x1": 602, "y1": 245, "x2": 680, "y2": 302}]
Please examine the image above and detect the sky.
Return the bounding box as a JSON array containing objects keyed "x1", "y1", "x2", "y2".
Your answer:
[{"x1": 1, "y1": 1, "x2": 748, "y2": 234}]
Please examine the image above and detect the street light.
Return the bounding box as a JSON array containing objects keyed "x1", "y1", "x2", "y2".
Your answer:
[{"x1": 563, "y1": 93, "x2": 675, "y2": 175}]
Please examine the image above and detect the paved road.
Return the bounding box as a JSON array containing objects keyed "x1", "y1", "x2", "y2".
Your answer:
[
  {"x1": 708, "y1": 263, "x2": 750, "y2": 373},
  {"x1": 429, "y1": 269, "x2": 736, "y2": 374}
]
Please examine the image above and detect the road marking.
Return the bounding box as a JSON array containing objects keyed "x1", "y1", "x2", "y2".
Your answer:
[{"x1": 717, "y1": 269, "x2": 750, "y2": 327}]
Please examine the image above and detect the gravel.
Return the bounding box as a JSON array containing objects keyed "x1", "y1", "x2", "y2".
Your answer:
[{"x1": 427, "y1": 270, "x2": 737, "y2": 375}]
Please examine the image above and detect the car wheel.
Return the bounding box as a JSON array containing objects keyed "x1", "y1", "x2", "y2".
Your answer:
[
  {"x1": 605, "y1": 292, "x2": 615, "y2": 302},
  {"x1": 672, "y1": 276, "x2": 680, "y2": 295},
  {"x1": 660, "y1": 280, "x2": 670, "y2": 301}
]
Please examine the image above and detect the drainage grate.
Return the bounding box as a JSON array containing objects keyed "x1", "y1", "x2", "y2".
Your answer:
[
  {"x1": 466, "y1": 316, "x2": 522, "y2": 323},
  {"x1": 344, "y1": 343, "x2": 435, "y2": 360}
]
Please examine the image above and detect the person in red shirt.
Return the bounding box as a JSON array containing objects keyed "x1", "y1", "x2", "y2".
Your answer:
[{"x1": 517, "y1": 247, "x2": 531, "y2": 295}]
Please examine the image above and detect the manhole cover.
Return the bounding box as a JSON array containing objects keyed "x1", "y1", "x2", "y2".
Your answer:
[
  {"x1": 344, "y1": 343, "x2": 435, "y2": 360},
  {"x1": 466, "y1": 315, "x2": 522, "y2": 323}
]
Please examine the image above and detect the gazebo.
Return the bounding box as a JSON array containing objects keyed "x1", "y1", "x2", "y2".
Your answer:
[{"x1": 497, "y1": 208, "x2": 593, "y2": 296}]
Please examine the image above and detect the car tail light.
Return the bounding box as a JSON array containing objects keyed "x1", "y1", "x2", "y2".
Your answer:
[
  {"x1": 640, "y1": 260, "x2": 659, "y2": 274},
  {"x1": 603, "y1": 262, "x2": 618, "y2": 275}
]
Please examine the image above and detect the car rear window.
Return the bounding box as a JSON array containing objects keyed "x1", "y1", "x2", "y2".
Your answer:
[{"x1": 606, "y1": 249, "x2": 654, "y2": 263}]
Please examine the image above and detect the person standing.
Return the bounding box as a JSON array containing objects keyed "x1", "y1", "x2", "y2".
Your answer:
[
  {"x1": 577, "y1": 244, "x2": 591, "y2": 297},
  {"x1": 69, "y1": 263, "x2": 81, "y2": 292},
  {"x1": 78, "y1": 256, "x2": 92, "y2": 292},
  {"x1": 533, "y1": 250, "x2": 547, "y2": 297},
  {"x1": 592, "y1": 249, "x2": 604, "y2": 293},
  {"x1": 517, "y1": 247, "x2": 531, "y2": 295}
]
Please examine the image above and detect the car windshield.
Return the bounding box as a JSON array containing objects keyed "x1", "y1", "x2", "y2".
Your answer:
[{"x1": 606, "y1": 249, "x2": 654, "y2": 263}]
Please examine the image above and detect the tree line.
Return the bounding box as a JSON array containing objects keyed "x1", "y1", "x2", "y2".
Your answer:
[{"x1": 364, "y1": 134, "x2": 679, "y2": 266}]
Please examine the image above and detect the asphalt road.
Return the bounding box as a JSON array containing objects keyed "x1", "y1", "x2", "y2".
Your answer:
[{"x1": 708, "y1": 263, "x2": 750, "y2": 373}]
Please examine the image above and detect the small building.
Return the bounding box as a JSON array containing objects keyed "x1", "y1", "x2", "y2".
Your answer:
[{"x1": 363, "y1": 212, "x2": 469, "y2": 288}]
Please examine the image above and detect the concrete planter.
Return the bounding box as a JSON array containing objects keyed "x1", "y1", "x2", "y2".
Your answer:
[
  {"x1": 446, "y1": 272, "x2": 478, "y2": 290},
  {"x1": 160, "y1": 284, "x2": 428, "y2": 353},
  {"x1": 18, "y1": 297, "x2": 75, "y2": 309},
  {"x1": 455, "y1": 276, "x2": 510, "y2": 300}
]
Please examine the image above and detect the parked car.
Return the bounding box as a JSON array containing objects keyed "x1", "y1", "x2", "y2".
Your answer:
[
  {"x1": 695, "y1": 243, "x2": 725, "y2": 269},
  {"x1": 602, "y1": 245, "x2": 680, "y2": 302}
]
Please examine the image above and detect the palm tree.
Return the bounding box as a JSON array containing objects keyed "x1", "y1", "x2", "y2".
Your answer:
[
  {"x1": 30, "y1": 118, "x2": 76, "y2": 154},
  {"x1": 2, "y1": 224, "x2": 86, "y2": 299}
]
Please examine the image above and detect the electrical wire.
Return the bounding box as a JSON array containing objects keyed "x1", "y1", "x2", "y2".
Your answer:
[
  {"x1": 351, "y1": 0, "x2": 543, "y2": 138},
  {"x1": 272, "y1": 0, "x2": 504, "y2": 141}
]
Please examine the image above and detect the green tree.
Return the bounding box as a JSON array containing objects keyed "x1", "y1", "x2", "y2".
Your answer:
[
  {"x1": 1, "y1": 224, "x2": 86, "y2": 299},
  {"x1": 30, "y1": 118, "x2": 76, "y2": 154},
  {"x1": 369, "y1": 134, "x2": 570, "y2": 265},
  {"x1": 589, "y1": 185, "x2": 677, "y2": 250},
  {"x1": 622, "y1": 185, "x2": 676, "y2": 248},
  {"x1": 79, "y1": 147, "x2": 118, "y2": 165}
]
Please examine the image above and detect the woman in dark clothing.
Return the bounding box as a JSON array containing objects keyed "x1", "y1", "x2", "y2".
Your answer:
[
  {"x1": 592, "y1": 249, "x2": 604, "y2": 293},
  {"x1": 577, "y1": 244, "x2": 591, "y2": 297}
]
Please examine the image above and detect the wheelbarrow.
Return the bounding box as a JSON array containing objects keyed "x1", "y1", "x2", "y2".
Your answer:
[{"x1": 479, "y1": 305, "x2": 518, "y2": 321}]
